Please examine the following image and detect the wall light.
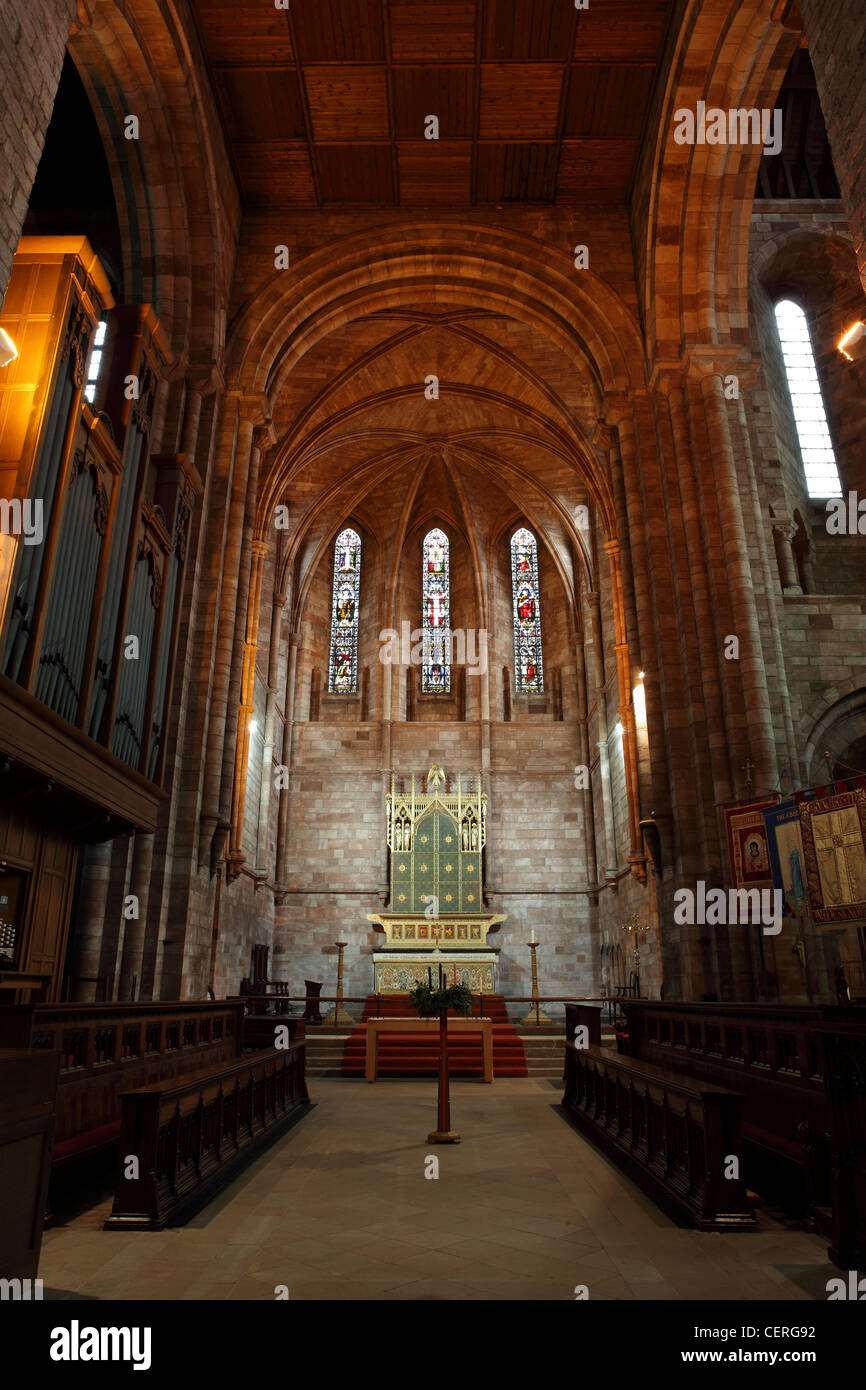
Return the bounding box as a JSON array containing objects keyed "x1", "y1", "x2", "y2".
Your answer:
[
  {"x1": 0, "y1": 329, "x2": 18, "y2": 367},
  {"x1": 637, "y1": 670, "x2": 645, "y2": 680},
  {"x1": 838, "y1": 321, "x2": 866, "y2": 362},
  {"x1": 248, "y1": 719, "x2": 258, "y2": 734}
]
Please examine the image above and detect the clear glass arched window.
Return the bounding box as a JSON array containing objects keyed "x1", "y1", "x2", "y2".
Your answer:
[
  {"x1": 328, "y1": 527, "x2": 361, "y2": 694},
  {"x1": 774, "y1": 299, "x2": 842, "y2": 497},
  {"x1": 511, "y1": 527, "x2": 543, "y2": 693},
  {"x1": 422, "y1": 528, "x2": 450, "y2": 693}
]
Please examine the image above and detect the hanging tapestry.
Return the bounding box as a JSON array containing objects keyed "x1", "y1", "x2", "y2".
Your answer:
[
  {"x1": 723, "y1": 796, "x2": 779, "y2": 890},
  {"x1": 762, "y1": 797, "x2": 814, "y2": 918},
  {"x1": 798, "y1": 787, "x2": 866, "y2": 926}
]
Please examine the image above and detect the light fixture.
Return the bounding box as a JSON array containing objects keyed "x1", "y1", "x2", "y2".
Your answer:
[
  {"x1": 0, "y1": 329, "x2": 18, "y2": 367},
  {"x1": 248, "y1": 719, "x2": 258, "y2": 734},
  {"x1": 838, "y1": 321, "x2": 866, "y2": 362},
  {"x1": 637, "y1": 670, "x2": 645, "y2": 680}
]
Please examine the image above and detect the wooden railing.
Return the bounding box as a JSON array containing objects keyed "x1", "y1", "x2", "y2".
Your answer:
[
  {"x1": 620, "y1": 1001, "x2": 866, "y2": 1212},
  {"x1": 562, "y1": 1041, "x2": 755, "y2": 1231},
  {"x1": 0, "y1": 1001, "x2": 245, "y2": 1157},
  {"x1": 104, "y1": 1042, "x2": 309, "y2": 1230}
]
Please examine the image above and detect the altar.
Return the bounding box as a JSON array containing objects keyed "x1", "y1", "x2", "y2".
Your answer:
[{"x1": 366, "y1": 764, "x2": 505, "y2": 992}]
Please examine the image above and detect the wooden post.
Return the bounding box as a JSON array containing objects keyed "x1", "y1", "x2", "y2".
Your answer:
[{"x1": 427, "y1": 1005, "x2": 460, "y2": 1144}]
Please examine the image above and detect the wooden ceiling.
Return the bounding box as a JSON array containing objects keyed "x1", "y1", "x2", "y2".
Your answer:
[{"x1": 189, "y1": 0, "x2": 674, "y2": 208}]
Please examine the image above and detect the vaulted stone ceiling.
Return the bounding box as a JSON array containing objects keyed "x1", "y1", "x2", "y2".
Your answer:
[
  {"x1": 189, "y1": 0, "x2": 675, "y2": 207},
  {"x1": 262, "y1": 300, "x2": 603, "y2": 605}
]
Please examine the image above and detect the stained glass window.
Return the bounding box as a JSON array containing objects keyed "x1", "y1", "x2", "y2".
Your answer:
[
  {"x1": 328, "y1": 527, "x2": 361, "y2": 694},
  {"x1": 511, "y1": 527, "x2": 543, "y2": 693},
  {"x1": 774, "y1": 299, "x2": 842, "y2": 498},
  {"x1": 422, "y1": 527, "x2": 450, "y2": 694}
]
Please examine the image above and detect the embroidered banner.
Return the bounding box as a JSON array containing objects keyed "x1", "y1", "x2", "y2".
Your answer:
[
  {"x1": 723, "y1": 796, "x2": 779, "y2": 890},
  {"x1": 762, "y1": 798, "x2": 813, "y2": 918},
  {"x1": 798, "y1": 787, "x2": 866, "y2": 926}
]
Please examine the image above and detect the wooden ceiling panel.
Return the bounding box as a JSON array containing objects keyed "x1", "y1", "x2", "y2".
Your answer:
[
  {"x1": 483, "y1": 0, "x2": 575, "y2": 60},
  {"x1": 565, "y1": 64, "x2": 657, "y2": 139},
  {"x1": 389, "y1": 2, "x2": 479, "y2": 62},
  {"x1": 479, "y1": 64, "x2": 565, "y2": 140},
  {"x1": 190, "y1": 0, "x2": 294, "y2": 64},
  {"x1": 476, "y1": 143, "x2": 558, "y2": 202},
  {"x1": 304, "y1": 68, "x2": 391, "y2": 141},
  {"x1": 235, "y1": 143, "x2": 317, "y2": 208},
  {"x1": 291, "y1": 0, "x2": 387, "y2": 62},
  {"x1": 391, "y1": 68, "x2": 476, "y2": 139},
  {"x1": 317, "y1": 145, "x2": 396, "y2": 202},
  {"x1": 397, "y1": 143, "x2": 473, "y2": 202},
  {"x1": 555, "y1": 140, "x2": 640, "y2": 200},
  {"x1": 212, "y1": 69, "x2": 306, "y2": 142},
  {"x1": 574, "y1": 0, "x2": 671, "y2": 61},
  {"x1": 191, "y1": 1, "x2": 666, "y2": 207}
]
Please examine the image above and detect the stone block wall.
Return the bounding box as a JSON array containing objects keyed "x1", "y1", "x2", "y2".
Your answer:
[{"x1": 0, "y1": 0, "x2": 75, "y2": 311}]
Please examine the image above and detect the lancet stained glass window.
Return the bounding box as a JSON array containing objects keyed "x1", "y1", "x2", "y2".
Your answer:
[
  {"x1": 511, "y1": 527, "x2": 543, "y2": 693},
  {"x1": 774, "y1": 299, "x2": 842, "y2": 498},
  {"x1": 328, "y1": 528, "x2": 361, "y2": 694},
  {"x1": 422, "y1": 528, "x2": 450, "y2": 694}
]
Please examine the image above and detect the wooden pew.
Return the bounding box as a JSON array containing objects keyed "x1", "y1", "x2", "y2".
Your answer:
[
  {"x1": 0, "y1": 1049, "x2": 59, "y2": 1278},
  {"x1": 562, "y1": 1040, "x2": 755, "y2": 1230},
  {"x1": 564, "y1": 1003, "x2": 603, "y2": 1047},
  {"x1": 0, "y1": 1000, "x2": 246, "y2": 1165},
  {"x1": 821, "y1": 1030, "x2": 866, "y2": 1271},
  {"x1": 104, "y1": 1042, "x2": 310, "y2": 1230},
  {"x1": 621, "y1": 1001, "x2": 866, "y2": 1210},
  {"x1": 240, "y1": 1015, "x2": 306, "y2": 1051}
]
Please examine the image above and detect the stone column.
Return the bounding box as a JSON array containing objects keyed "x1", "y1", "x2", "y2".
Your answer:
[
  {"x1": 255, "y1": 585, "x2": 286, "y2": 874},
  {"x1": 118, "y1": 832, "x2": 154, "y2": 1001},
  {"x1": 69, "y1": 842, "x2": 113, "y2": 1001},
  {"x1": 695, "y1": 360, "x2": 779, "y2": 794},
  {"x1": 274, "y1": 630, "x2": 300, "y2": 899},
  {"x1": 773, "y1": 522, "x2": 802, "y2": 593}
]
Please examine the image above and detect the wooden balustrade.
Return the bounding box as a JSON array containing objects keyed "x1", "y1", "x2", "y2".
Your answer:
[
  {"x1": 562, "y1": 1041, "x2": 755, "y2": 1230},
  {"x1": 104, "y1": 1042, "x2": 310, "y2": 1230},
  {"x1": 621, "y1": 1000, "x2": 866, "y2": 1212},
  {"x1": 0, "y1": 1000, "x2": 245, "y2": 1161}
]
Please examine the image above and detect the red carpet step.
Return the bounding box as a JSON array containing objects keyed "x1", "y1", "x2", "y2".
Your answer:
[{"x1": 341, "y1": 994, "x2": 528, "y2": 1078}]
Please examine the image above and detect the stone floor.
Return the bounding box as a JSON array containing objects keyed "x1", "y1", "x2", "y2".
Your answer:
[{"x1": 40, "y1": 1078, "x2": 836, "y2": 1301}]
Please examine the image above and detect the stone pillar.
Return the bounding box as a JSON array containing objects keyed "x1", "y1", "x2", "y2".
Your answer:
[
  {"x1": 255, "y1": 586, "x2": 286, "y2": 874},
  {"x1": 696, "y1": 362, "x2": 779, "y2": 795},
  {"x1": 274, "y1": 630, "x2": 300, "y2": 899},
  {"x1": 597, "y1": 737, "x2": 618, "y2": 878},
  {"x1": 799, "y1": 0, "x2": 866, "y2": 295},
  {"x1": 574, "y1": 633, "x2": 598, "y2": 889},
  {"x1": 118, "y1": 832, "x2": 154, "y2": 1001},
  {"x1": 773, "y1": 522, "x2": 802, "y2": 593},
  {"x1": 69, "y1": 842, "x2": 113, "y2": 1001}
]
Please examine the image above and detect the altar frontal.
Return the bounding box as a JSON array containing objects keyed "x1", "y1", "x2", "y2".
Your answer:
[{"x1": 367, "y1": 764, "x2": 505, "y2": 991}]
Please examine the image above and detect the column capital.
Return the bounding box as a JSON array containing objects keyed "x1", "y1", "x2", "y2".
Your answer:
[
  {"x1": 229, "y1": 390, "x2": 274, "y2": 428},
  {"x1": 648, "y1": 360, "x2": 688, "y2": 397},
  {"x1": 685, "y1": 345, "x2": 753, "y2": 385}
]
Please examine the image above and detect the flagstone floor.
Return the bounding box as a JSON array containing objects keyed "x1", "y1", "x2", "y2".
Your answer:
[{"x1": 40, "y1": 1078, "x2": 836, "y2": 1301}]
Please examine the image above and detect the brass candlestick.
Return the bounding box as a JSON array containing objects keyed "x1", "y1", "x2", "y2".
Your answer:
[
  {"x1": 324, "y1": 941, "x2": 354, "y2": 1025},
  {"x1": 620, "y1": 911, "x2": 648, "y2": 997},
  {"x1": 522, "y1": 940, "x2": 551, "y2": 1024}
]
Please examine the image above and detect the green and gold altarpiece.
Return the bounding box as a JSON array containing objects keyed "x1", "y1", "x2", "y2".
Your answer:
[{"x1": 367, "y1": 765, "x2": 504, "y2": 992}]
